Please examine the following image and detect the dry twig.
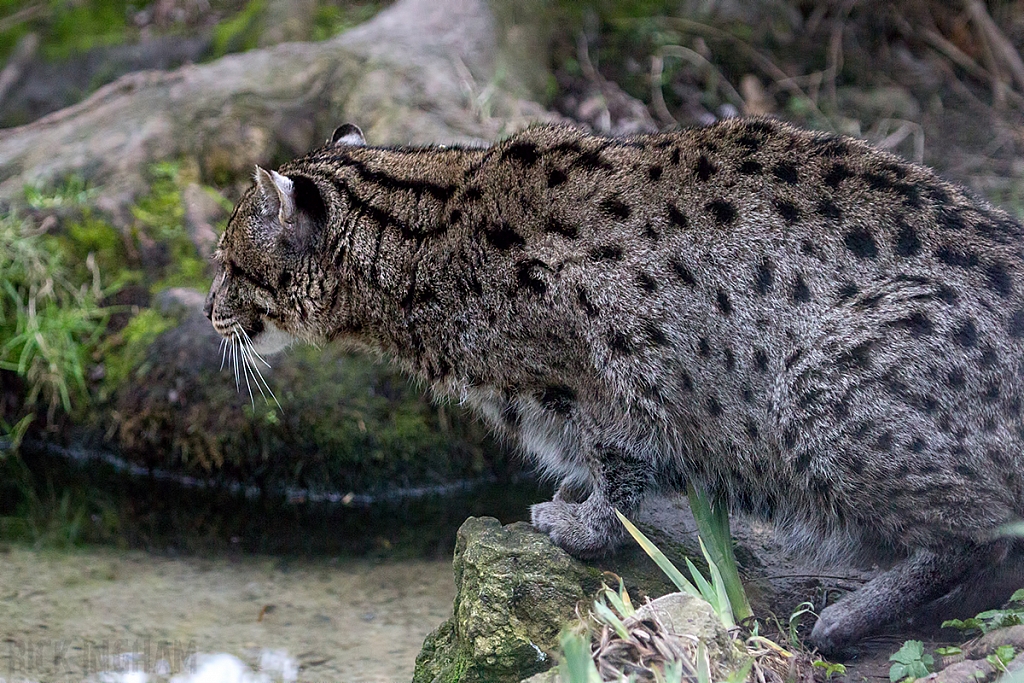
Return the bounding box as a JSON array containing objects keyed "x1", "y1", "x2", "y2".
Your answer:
[
  {"x1": 0, "y1": 3, "x2": 47, "y2": 33},
  {"x1": 825, "y1": 0, "x2": 858, "y2": 108},
  {"x1": 965, "y1": 0, "x2": 1024, "y2": 97},
  {"x1": 0, "y1": 33, "x2": 38, "y2": 109},
  {"x1": 662, "y1": 16, "x2": 834, "y2": 130}
]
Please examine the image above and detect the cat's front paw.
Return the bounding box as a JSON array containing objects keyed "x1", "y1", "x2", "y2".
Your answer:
[{"x1": 530, "y1": 498, "x2": 619, "y2": 559}]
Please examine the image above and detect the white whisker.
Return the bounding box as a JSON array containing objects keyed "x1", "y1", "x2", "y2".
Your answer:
[
  {"x1": 241, "y1": 338, "x2": 283, "y2": 411},
  {"x1": 240, "y1": 340, "x2": 255, "y2": 409},
  {"x1": 243, "y1": 351, "x2": 268, "y2": 402},
  {"x1": 232, "y1": 332, "x2": 240, "y2": 391},
  {"x1": 236, "y1": 330, "x2": 252, "y2": 405},
  {"x1": 219, "y1": 337, "x2": 228, "y2": 372},
  {"x1": 239, "y1": 327, "x2": 272, "y2": 368}
]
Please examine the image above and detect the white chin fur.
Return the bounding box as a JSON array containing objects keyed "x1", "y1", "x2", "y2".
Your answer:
[{"x1": 251, "y1": 321, "x2": 295, "y2": 356}]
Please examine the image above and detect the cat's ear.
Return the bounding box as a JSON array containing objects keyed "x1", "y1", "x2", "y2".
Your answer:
[
  {"x1": 255, "y1": 166, "x2": 296, "y2": 225},
  {"x1": 330, "y1": 123, "x2": 365, "y2": 147}
]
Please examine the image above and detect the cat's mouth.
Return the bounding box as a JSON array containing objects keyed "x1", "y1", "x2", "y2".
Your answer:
[
  {"x1": 210, "y1": 316, "x2": 293, "y2": 356},
  {"x1": 248, "y1": 320, "x2": 294, "y2": 356},
  {"x1": 215, "y1": 317, "x2": 292, "y2": 356},
  {"x1": 210, "y1": 316, "x2": 238, "y2": 337}
]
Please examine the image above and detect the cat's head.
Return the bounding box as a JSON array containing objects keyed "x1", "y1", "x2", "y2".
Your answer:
[{"x1": 203, "y1": 124, "x2": 365, "y2": 355}]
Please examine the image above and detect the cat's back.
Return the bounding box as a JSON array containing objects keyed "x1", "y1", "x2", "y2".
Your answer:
[
  {"x1": 461, "y1": 119, "x2": 1024, "y2": 544},
  {"x1": 468, "y1": 118, "x2": 1024, "y2": 378}
]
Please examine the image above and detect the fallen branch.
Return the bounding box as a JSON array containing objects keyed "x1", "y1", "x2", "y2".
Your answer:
[{"x1": 0, "y1": 33, "x2": 38, "y2": 109}]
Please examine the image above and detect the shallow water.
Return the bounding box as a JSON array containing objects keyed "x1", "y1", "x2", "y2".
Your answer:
[
  {"x1": 0, "y1": 544, "x2": 455, "y2": 683},
  {"x1": 0, "y1": 441, "x2": 549, "y2": 682}
]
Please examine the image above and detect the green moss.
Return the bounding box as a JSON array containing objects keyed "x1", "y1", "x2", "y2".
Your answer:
[
  {"x1": 97, "y1": 309, "x2": 175, "y2": 401},
  {"x1": 130, "y1": 161, "x2": 215, "y2": 292},
  {"x1": 0, "y1": 0, "x2": 139, "y2": 64},
  {"x1": 0, "y1": 0, "x2": 289, "y2": 74},
  {"x1": 310, "y1": 1, "x2": 384, "y2": 41},
  {"x1": 131, "y1": 162, "x2": 184, "y2": 230},
  {"x1": 211, "y1": 0, "x2": 265, "y2": 57},
  {"x1": 24, "y1": 175, "x2": 95, "y2": 210},
  {"x1": 43, "y1": 0, "x2": 128, "y2": 60},
  {"x1": 413, "y1": 618, "x2": 473, "y2": 683},
  {"x1": 50, "y1": 214, "x2": 142, "y2": 294}
]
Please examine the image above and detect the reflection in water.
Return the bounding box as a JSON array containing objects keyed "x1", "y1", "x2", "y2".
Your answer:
[{"x1": 11, "y1": 438, "x2": 549, "y2": 556}]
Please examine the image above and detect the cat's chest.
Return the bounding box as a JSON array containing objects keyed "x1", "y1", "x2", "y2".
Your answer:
[{"x1": 461, "y1": 385, "x2": 590, "y2": 478}]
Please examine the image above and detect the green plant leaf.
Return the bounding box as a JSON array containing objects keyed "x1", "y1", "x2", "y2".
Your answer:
[
  {"x1": 615, "y1": 509, "x2": 702, "y2": 599},
  {"x1": 699, "y1": 535, "x2": 736, "y2": 628},
  {"x1": 696, "y1": 641, "x2": 711, "y2": 683},
  {"x1": 889, "y1": 641, "x2": 934, "y2": 682},
  {"x1": 593, "y1": 598, "x2": 630, "y2": 640},
  {"x1": 890, "y1": 640, "x2": 924, "y2": 666},
  {"x1": 558, "y1": 630, "x2": 601, "y2": 683},
  {"x1": 889, "y1": 663, "x2": 908, "y2": 683},
  {"x1": 684, "y1": 556, "x2": 715, "y2": 602},
  {"x1": 686, "y1": 481, "x2": 752, "y2": 621},
  {"x1": 601, "y1": 582, "x2": 634, "y2": 619}
]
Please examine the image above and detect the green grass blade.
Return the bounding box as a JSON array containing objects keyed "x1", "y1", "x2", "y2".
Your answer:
[
  {"x1": 559, "y1": 630, "x2": 601, "y2": 683},
  {"x1": 697, "y1": 641, "x2": 711, "y2": 683},
  {"x1": 602, "y1": 583, "x2": 633, "y2": 619},
  {"x1": 726, "y1": 658, "x2": 755, "y2": 683},
  {"x1": 686, "y1": 482, "x2": 753, "y2": 621},
  {"x1": 700, "y1": 536, "x2": 736, "y2": 628},
  {"x1": 618, "y1": 577, "x2": 634, "y2": 615},
  {"x1": 615, "y1": 509, "x2": 702, "y2": 599},
  {"x1": 593, "y1": 598, "x2": 630, "y2": 640},
  {"x1": 684, "y1": 556, "x2": 716, "y2": 603}
]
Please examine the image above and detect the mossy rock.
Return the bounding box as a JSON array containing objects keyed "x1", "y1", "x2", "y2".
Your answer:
[
  {"x1": 96, "y1": 288, "x2": 505, "y2": 492},
  {"x1": 413, "y1": 517, "x2": 603, "y2": 683}
]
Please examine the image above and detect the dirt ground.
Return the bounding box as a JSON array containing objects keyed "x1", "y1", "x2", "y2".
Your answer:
[{"x1": 0, "y1": 544, "x2": 454, "y2": 683}]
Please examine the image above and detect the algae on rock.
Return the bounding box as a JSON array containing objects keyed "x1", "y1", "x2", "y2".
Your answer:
[
  {"x1": 416, "y1": 516, "x2": 756, "y2": 683},
  {"x1": 413, "y1": 517, "x2": 603, "y2": 683}
]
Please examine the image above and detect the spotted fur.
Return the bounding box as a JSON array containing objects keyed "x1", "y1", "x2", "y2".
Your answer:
[{"x1": 206, "y1": 118, "x2": 1024, "y2": 656}]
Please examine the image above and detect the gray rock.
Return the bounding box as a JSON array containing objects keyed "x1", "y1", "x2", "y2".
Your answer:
[
  {"x1": 926, "y1": 657, "x2": 997, "y2": 683},
  {"x1": 519, "y1": 669, "x2": 560, "y2": 683},
  {"x1": 153, "y1": 287, "x2": 207, "y2": 318},
  {"x1": 416, "y1": 516, "x2": 759, "y2": 683},
  {"x1": 413, "y1": 517, "x2": 602, "y2": 683},
  {"x1": 182, "y1": 183, "x2": 226, "y2": 258}
]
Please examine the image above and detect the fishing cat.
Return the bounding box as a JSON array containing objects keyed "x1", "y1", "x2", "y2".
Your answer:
[{"x1": 204, "y1": 118, "x2": 1024, "y2": 655}]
